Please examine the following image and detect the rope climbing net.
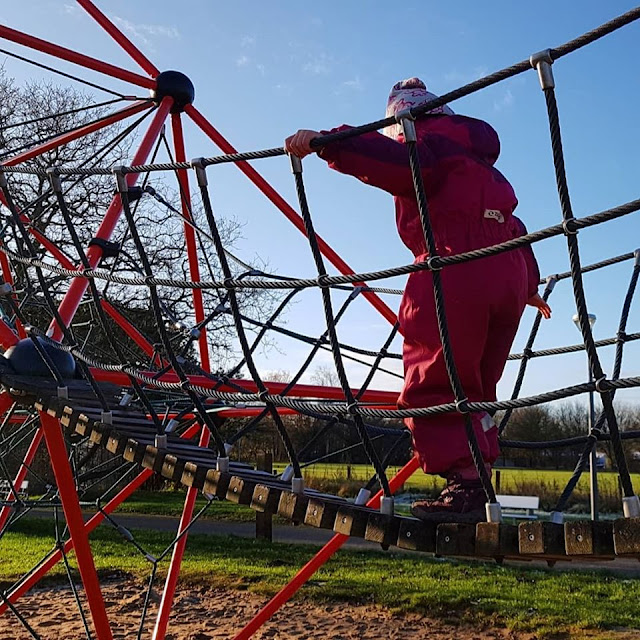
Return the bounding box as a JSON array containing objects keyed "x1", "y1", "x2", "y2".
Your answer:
[{"x1": 0, "y1": 4, "x2": 639, "y2": 640}]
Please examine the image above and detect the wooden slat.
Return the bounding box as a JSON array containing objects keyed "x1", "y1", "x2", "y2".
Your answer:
[
  {"x1": 203, "y1": 469, "x2": 232, "y2": 499},
  {"x1": 333, "y1": 505, "x2": 370, "y2": 538},
  {"x1": 436, "y1": 523, "x2": 476, "y2": 557},
  {"x1": 277, "y1": 491, "x2": 309, "y2": 523},
  {"x1": 565, "y1": 521, "x2": 615, "y2": 557},
  {"x1": 519, "y1": 522, "x2": 565, "y2": 556},
  {"x1": 251, "y1": 484, "x2": 281, "y2": 514},
  {"x1": 613, "y1": 517, "x2": 640, "y2": 555},
  {"x1": 396, "y1": 518, "x2": 437, "y2": 553},
  {"x1": 475, "y1": 523, "x2": 519, "y2": 558},
  {"x1": 364, "y1": 512, "x2": 400, "y2": 548},
  {"x1": 226, "y1": 475, "x2": 255, "y2": 505},
  {"x1": 304, "y1": 497, "x2": 340, "y2": 530}
]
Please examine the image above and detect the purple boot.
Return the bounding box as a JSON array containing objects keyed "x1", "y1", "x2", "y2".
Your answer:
[{"x1": 411, "y1": 474, "x2": 487, "y2": 523}]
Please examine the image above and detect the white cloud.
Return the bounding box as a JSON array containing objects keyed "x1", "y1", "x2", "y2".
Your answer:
[
  {"x1": 110, "y1": 15, "x2": 180, "y2": 49},
  {"x1": 62, "y1": 3, "x2": 81, "y2": 15},
  {"x1": 493, "y1": 88, "x2": 514, "y2": 111},
  {"x1": 342, "y1": 76, "x2": 363, "y2": 91},
  {"x1": 443, "y1": 65, "x2": 489, "y2": 87},
  {"x1": 240, "y1": 35, "x2": 256, "y2": 47},
  {"x1": 236, "y1": 55, "x2": 250, "y2": 67},
  {"x1": 302, "y1": 52, "x2": 332, "y2": 75}
]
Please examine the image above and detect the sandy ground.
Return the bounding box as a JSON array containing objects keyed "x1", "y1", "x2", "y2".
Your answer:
[
  {"x1": 2, "y1": 577, "x2": 638, "y2": 640},
  {"x1": 0, "y1": 576, "x2": 533, "y2": 640}
]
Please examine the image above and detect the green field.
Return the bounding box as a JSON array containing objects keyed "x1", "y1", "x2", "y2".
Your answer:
[
  {"x1": 277, "y1": 463, "x2": 637, "y2": 512},
  {"x1": 2, "y1": 517, "x2": 640, "y2": 639}
]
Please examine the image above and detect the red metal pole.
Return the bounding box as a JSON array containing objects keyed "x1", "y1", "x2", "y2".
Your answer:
[
  {"x1": 2, "y1": 100, "x2": 152, "y2": 168},
  {"x1": 50, "y1": 97, "x2": 173, "y2": 340},
  {"x1": 0, "y1": 245, "x2": 25, "y2": 339},
  {"x1": 233, "y1": 457, "x2": 420, "y2": 640},
  {"x1": 0, "y1": 425, "x2": 43, "y2": 532},
  {"x1": 100, "y1": 299, "x2": 156, "y2": 358},
  {"x1": 185, "y1": 104, "x2": 398, "y2": 328},
  {"x1": 170, "y1": 113, "x2": 211, "y2": 372},
  {"x1": 0, "y1": 24, "x2": 155, "y2": 89},
  {"x1": 152, "y1": 426, "x2": 209, "y2": 640},
  {"x1": 0, "y1": 421, "x2": 201, "y2": 616},
  {"x1": 76, "y1": 0, "x2": 160, "y2": 78},
  {"x1": 38, "y1": 412, "x2": 113, "y2": 640},
  {"x1": 89, "y1": 368, "x2": 400, "y2": 404}
]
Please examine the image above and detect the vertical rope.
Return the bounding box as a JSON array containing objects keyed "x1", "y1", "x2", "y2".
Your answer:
[
  {"x1": 288, "y1": 155, "x2": 391, "y2": 496},
  {"x1": 400, "y1": 117, "x2": 496, "y2": 504}
]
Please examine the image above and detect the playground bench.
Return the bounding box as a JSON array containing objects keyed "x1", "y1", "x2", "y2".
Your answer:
[{"x1": 496, "y1": 494, "x2": 539, "y2": 520}]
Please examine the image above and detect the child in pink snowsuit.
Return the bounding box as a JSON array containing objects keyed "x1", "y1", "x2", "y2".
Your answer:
[{"x1": 286, "y1": 78, "x2": 550, "y2": 520}]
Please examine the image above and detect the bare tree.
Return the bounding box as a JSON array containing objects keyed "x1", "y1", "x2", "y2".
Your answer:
[{"x1": 0, "y1": 69, "x2": 281, "y2": 372}]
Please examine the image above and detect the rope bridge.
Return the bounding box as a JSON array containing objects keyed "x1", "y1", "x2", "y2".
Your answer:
[{"x1": 0, "y1": 3, "x2": 639, "y2": 639}]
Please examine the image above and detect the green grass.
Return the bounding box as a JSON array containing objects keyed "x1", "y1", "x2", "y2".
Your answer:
[
  {"x1": 2, "y1": 517, "x2": 640, "y2": 638},
  {"x1": 112, "y1": 490, "x2": 260, "y2": 522}
]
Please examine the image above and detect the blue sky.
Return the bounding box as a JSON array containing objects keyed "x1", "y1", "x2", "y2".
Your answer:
[{"x1": 1, "y1": 1, "x2": 639, "y2": 406}]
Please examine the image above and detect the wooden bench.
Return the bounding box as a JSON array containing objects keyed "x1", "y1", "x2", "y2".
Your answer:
[
  {"x1": 496, "y1": 494, "x2": 539, "y2": 520},
  {"x1": 0, "y1": 479, "x2": 29, "y2": 497}
]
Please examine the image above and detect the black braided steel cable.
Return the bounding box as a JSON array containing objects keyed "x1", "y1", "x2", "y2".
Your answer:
[
  {"x1": 0, "y1": 101, "x2": 154, "y2": 164},
  {"x1": 115, "y1": 172, "x2": 228, "y2": 455},
  {"x1": 289, "y1": 156, "x2": 391, "y2": 497},
  {"x1": 53, "y1": 507, "x2": 94, "y2": 640},
  {"x1": 508, "y1": 332, "x2": 640, "y2": 361},
  {"x1": 193, "y1": 164, "x2": 302, "y2": 478},
  {"x1": 48, "y1": 169, "x2": 165, "y2": 432},
  {"x1": 0, "y1": 46, "x2": 135, "y2": 99},
  {"x1": 499, "y1": 277, "x2": 557, "y2": 434},
  {"x1": 23, "y1": 322, "x2": 640, "y2": 418},
  {"x1": 3, "y1": 195, "x2": 637, "y2": 291},
  {"x1": 0, "y1": 97, "x2": 128, "y2": 132},
  {"x1": 402, "y1": 121, "x2": 496, "y2": 503},
  {"x1": 226, "y1": 288, "x2": 365, "y2": 448},
  {"x1": 0, "y1": 589, "x2": 41, "y2": 640},
  {"x1": 541, "y1": 82, "x2": 634, "y2": 499},
  {"x1": 0, "y1": 175, "x2": 110, "y2": 409},
  {"x1": 364, "y1": 430, "x2": 411, "y2": 494},
  {"x1": 553, "y1": 252, "x2": 640, "y2": 512},
  {"x1": 502, "y1": 429, "x2": 640, "y2": 450}
]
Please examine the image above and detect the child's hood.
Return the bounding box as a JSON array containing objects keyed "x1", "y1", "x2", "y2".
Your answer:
[{"x1": 416, "y1": 115, "x2": 501, "y2": 166}]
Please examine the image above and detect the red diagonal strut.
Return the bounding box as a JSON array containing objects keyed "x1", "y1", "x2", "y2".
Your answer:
[
  {"x1": 185, "y1": 104, "x2": 399, "y2": 328},
  {"x1": 49, "y1": 97, "x2": 173, "y2": 340},
  {"x1": 2, "y1": 100, "x2": 152, "y2": 168},
  {"x1": 76, "y1": 0, "x2": 160, "y2": 78},
  {"x1": 0, "y1": 24, "x2": 155, "y2": 90}
]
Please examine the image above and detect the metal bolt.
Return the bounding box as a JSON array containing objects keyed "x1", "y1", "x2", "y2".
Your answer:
[
  {"x1": 528, "y1": 534, "x2": 535, "y2": 542},
  {"x1": 444, "y1": 536, "x2": 450, "y2": 543},
  {"x1": 342, "y1": 517, "x2": 347, "y2": 524},
  {"x1": 233, "y1": 487, "x2": 238, "y2": 493},
  {"x1": 313, "y1": 508, "x2": 318, "y2": 516},
  {"x1": 406, "y1": 531, "x2": 412, "y2": 538},
  {"x1": 577, "y1": 534, "x2": 583, "y2": 542}
]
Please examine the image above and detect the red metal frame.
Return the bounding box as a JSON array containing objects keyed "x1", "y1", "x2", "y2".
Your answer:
[
  {"x1": 0, "y1": 24, "x2": 155, "y2": 89},
  {"x1": 75, "y1": 0, "x2": 160, "y2": 78},
  {"x1": 185, "y1": 104, "x2": 399, "y2": 328},
  {"x1": 233, "y1": 457, "x2": 420, "y2": 640},
  {"x1": 0, "y1": 422, "x2": 43, "y2": 532},
  {"x1": 39, "y1": 412, "x2": 113, "y2": 640},
  {"x1": 0, "y1": 421, "x2": 202, "y2": 617},
  {"x1": 171, "y1": 113, "x2": 211, "y2": 372},
  {"x1": 0, "y1": 5, "x2": 408, "y2": 638},
  {"x1": 90, "y1": 368, "x2": 399, "y2": 404},
  {"x1": 50, "y1": 97, "x2": 173, "y2": 340},
  {"x1": 2, "y1": 101, "x2": 152, "y2": 168},
  {"x1": 152, "y1": 426, "x2": 210, "y2": 640}
]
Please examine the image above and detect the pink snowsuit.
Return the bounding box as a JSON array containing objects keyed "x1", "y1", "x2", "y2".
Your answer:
[{"x1": 319, "y1": 115, "x2": 540, "y2": 475}]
